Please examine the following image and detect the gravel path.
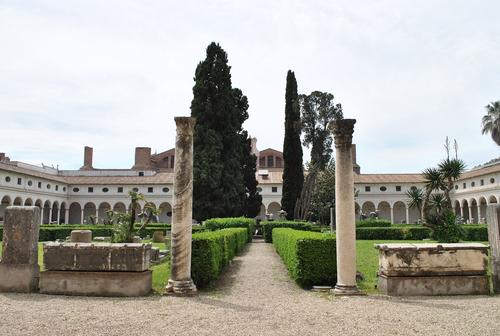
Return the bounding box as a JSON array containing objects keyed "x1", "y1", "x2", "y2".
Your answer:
[{"x1": 1, "y1": 240, "x2": 499, "y2": 336}]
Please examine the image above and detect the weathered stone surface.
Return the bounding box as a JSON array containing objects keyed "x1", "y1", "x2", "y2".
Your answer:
[
  {"x1": 329, "y1": 119, "x2": 360, "y2": 295},
  {"x1": 166, "y1": 117, "x2": 197, "y2": 295},
  {"x1": 0, "y1": 206, "x2": 40, "y2": 293},
  {"x1": 39, "y1": 270, "x2": 152, "y2": 297},
  {"x1": 43, "y1": 243, "x2": 151, "y2": 272},
  {"x1": 70, "y1": 230, "x2": 92, "y2": 243},
  {"x1": 378, "y1": 274, "x2": 490, "y2": 296},
  {"x1": 152, "y1": 230, "x2": 164, "y2": 243},
  {"x1": 487, "y1": 205, "x2": 500, "y2": 293},
  {"x1": 375, "y1": 243, "x2": 489, "y2": 276}
]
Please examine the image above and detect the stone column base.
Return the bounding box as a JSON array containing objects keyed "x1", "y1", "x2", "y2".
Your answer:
[
  {"x1": 0, "y1": 264, "x2": 39, "y2": 293},
  {"x1": 332, "y1": 284, "x2": 363, "y2": 296},
  {"x1": 165, "y1": 279, "x2": 197, "y2": 296}
]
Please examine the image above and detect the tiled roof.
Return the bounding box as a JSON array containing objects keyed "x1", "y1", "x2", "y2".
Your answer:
[
  {"x1": 460, "y1": 163, "x2": 500, "y2": 179},
  {"x1": 64, "y1": 172, "x2": 174, "y2": 185},
  {"x1": 354, "y1": 173, "x2": 425, "y2": 184},
  {"x1": 0, "y1": 162, "x2": 67, "y2": 183}
]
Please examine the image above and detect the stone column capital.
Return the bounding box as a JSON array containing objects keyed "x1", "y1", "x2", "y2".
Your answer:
[
  {"x1": 174, "y1": 117, "x2": 196, "y2": 135},
  {"x1": 329, "y1": 119, "x2": 356, "y2": 149}
]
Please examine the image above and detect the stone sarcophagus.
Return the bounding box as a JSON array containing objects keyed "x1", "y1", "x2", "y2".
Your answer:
[
  {"x1": 39, "y1": 243, "x2": 152, "y2": 297},
  {"x1": 375, "y1": 243, "x2": 489, "y2": 296}
]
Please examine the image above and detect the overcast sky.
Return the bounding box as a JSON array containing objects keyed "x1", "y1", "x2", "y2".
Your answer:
[{"x1": 1, "y1": 0, "x2": 499, "y2": 173}]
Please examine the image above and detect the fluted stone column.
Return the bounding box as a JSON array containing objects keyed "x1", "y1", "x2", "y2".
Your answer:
[
  {"x1": 165, "y1": 117, "x2": 197, "y2": 295},
  {"x1": 330, "y1": 119, "x2": 361, "y2": 295}
]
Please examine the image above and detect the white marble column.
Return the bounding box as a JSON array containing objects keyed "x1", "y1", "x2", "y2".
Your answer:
[
  {"x1": 48, "y1": 207, "x2": 53, "y2": 224},
  {"x1": 390, "y1": 206, "x2": 394, "y2": 224},
  {"x1": 65, "y1": 209, "x2": 69, "y2": 224},
  {"x1": 405, "y1": 206, "x2": 410, "y2": 224},
  {"x1": 330, "y1": 119, "x2": 361, "y2": 295},
  {"x1": 80, "y1": 209, "x2": 85, "y2": 224},
  {"x1": 56, "y1": 209, "x2": 61, "y2": 225},
  {"x1": 166, "y1": 116, "x2": 197, "y2": 295},
  {"x1": 469, "y1": 206, "x2": 473, "y2": 223}
]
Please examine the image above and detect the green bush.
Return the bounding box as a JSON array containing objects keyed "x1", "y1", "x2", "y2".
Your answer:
[
  {"x1": 355, "y1": 226, "x2": 432, "y2": 240},
  {"x1": 356, "y1": 219, "x2": 391, "y2": 227},
  {"x1": 273, "y1": 228, "x2": 336, "y2": 288},
  {"x1": 462, "y1": 225, "x2": 488, "y2": 241},
  {"x1": 203, "y1": 217, "x2": 255, "y2": 242},
  {"x1": 261, "y1": 221, "x2": 313, "y2": 243},
  {"x1": 191, "y1": 228, "x2": 248, "y2": 288}
]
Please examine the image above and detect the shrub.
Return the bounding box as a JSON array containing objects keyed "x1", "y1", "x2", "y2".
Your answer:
[
  {"x1": 261, "y1": 221, "x2": 313, "y2": 243},
  {"x1": 203, "y1": 217, "x2": 255, "y2": 242},
  {"x1": 191, "y1": 228, "x2": 248, "y2": 288},
  {"x1": 273, "y1": 228, "x2": 336, "y2": 288},
  {"x1": 355, "y1": 226, "x2": 431, "y2": 240},
  {"x1": 428, "y1": 211, "x2": 464, "y2": 243},
  {"x1": 356, "y1": 219, "x2": 391, "y2": 227},
  {"x1": 462, "y1": 225, "x2": 488, "y2": 241}
]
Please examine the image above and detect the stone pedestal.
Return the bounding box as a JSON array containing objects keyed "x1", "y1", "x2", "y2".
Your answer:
[
  {"x1": 0, "y1": 206, "x2": 40, "y2": 293},
  {"x1": 329, "y1": 119, "x2": 360, "y2": 295},
  {"x1": 70, "y1": 230, "x2": 92, "y2": 243},
  {"x1": 165, "y1": 116, "x2": 197, "y2": 295},
  {"x1": 487, "y1": 205, "x2": 500, "y2": 293}
]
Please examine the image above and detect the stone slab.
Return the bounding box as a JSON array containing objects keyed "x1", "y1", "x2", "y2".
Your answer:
[
  {"x1": 43, "y1": 243, "x2": 151, "y2": 272},
  {"x1": 1, "y1": 206, "x2": 40, "y2": 265},
  {"x1": 375, "y1": 243, "x2": 488, "y2": 276},
  {"x1": 70, "y1": 230, "x2": 92, "y2": 243},
  {"x1": 378, "y1": 274, "x2": 490, "y2": 296},
  {"x1": 0, "y1": 264, "x2": 39, "y2": 293},
  {"x1": 39, "y1": 270, "x2": 152, "y2": 297}
]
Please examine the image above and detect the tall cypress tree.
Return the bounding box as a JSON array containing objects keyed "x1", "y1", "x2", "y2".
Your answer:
[
  {"x1": 281, "y1": 70, "x2": 304, "y2": 219},
  {"x1": 190, "y1": 42, "x2": 259, "y2": 221}
]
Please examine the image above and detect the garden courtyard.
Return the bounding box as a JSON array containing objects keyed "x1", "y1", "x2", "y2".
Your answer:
[{"x1": 1, "y1": 239, "x2": 499, "y2": 336}]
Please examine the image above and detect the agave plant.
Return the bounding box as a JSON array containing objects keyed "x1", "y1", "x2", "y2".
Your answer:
[
  {"x1": 429, "y1": 193, "x2": 446, "y2": 214},
  {"x1": 406, "y1": 187, "x2": 423, "y2": 220},
  {"x1": 438, "y1": 158, "x2": 466, "y2": 208},
  {"x1": 482, "y1": 101, "x2": 500, "y2": 145},
  {"x1": 421, "y1": 167, "x2": 445, "y2": 223}
]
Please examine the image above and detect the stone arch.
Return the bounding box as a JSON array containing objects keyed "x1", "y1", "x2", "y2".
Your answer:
[
  {"x1": 158, "y1": 202, "x2": 172, "y2": 224},
  {"x1": 69, "y1": 202, "x2": 82, "y2": 224},
  {"x1": 42, "y1": 200, "x2": 51, "y2": 224},
  {"x1": 393, "y1": 201, "x2": 406, "y2": 224},
  {"x1": 355, "y1": 202, "x2": 361, "y2": 221},
  {"x1": 454, "y1": 200, "x2": 461, "y2": 216},
  {"x1": 0, "y1": 195, "x2": 12, "y2": 222},
  {"x1": 98, "y1": 202, "x2": 112, "y2": 224},
  {"x1": 113, "y1": 202, "x2": 127, "y2": 213},
  {"x1": 470, "y1": 199, "x2": 479, "y2": 224},
  {"x1": 462, "y1": 199, "x2": 470, "y2": 222},
  {"x1": 478, "y1": 197, "x2": 487, "y2": 224},
  {"x1": 259, "y1": 203, "x2": 266, "y2": 219},
  {"x1": 489, "y1": 195, "x2": 498, "y2": 204},
  {"x1": 128, "y1": 202, "x2": 142, "y2": 221},
  {"x1": 51, "y1": 201, "x2": 59, "y2": 224},
  {"x1": 361, "y1": 201, "x2": 376, "y2": 217},
  {"x1": 267, "y1": 202, "x2": 281, "y2": 219},
  {"x1": 24, "y1": 198, "x2": 33, "y2": 206},
  {"x1": 60, "y1": 202, "x2": 67, "y2": 224},
  {"x1": 83, "y1": 202, "x2": 97, "y2": 225},
  {"x1": 377, "y1": 201, "x2": 391, "y2": 222},
  {"x1": 13, "y1": 196, "x2": 23, "y2": 206}
]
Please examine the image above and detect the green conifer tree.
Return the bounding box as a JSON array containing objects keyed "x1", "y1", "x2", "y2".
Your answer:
[{"x1": 281, "y1": 70, "x2": 304, "y2": 219}]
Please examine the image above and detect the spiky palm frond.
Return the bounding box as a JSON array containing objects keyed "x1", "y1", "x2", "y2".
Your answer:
[
  {"x1": 438, "y1": 158, "x2": 466, "y2": 182},
  {"x1": 430, "y1": 193, "x2": 446, "y2": 213},
  {"x1": 422, "y1": 167, "x2": 445, "y2": 192},
  {"x1": 482, "y1": 101, "x2": 500, "y2": 145},
  {"x1": 406, "y1": 187, "x2": 423, "y2": 211}
]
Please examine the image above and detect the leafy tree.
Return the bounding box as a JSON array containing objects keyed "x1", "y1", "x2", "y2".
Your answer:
[
  {"x1": 482, "y1": 101, "x2": 500, "y2": 145},
  {"x1": 190, "y1": 42, "x2": 258, "y2": 220},
  {"x1": 406, "y1": 187, "x2": 423, "y2": 221},
  {"x1": 300, "y1": 91, "x2": 343, "y2": 170},
  {"x1": 281, "y1": 70, "x2": 304, "y2": 219},
  {"x1": 309, "y1": 159, "x2": 336, "y2": 225},
  {"x1": 241, "y1": 131, "x2": 262, "y2": 217}
]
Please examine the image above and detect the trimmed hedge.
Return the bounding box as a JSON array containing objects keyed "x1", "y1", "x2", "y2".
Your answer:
[
  {"x1": 191, "y1": 228, "x2": 248, "y2": 288},
  {"x1": 356, "y1": 225, "x2": 488, "y2": 241},
  {"x1": 356, "y1": 219, "x2": 391, "y2": 228},
  {"x1": 203, "y1": 217, "x2": 255, "y2": 242},
  {"x1": 462, "y1": 225, "x2": 488, "y2": 241},
  {"x1": 273, "y1": 228, "x2": 336, "y2": 288},
  {"x1": 261, "y1": 221, "x2": 313, "y2": 243}
]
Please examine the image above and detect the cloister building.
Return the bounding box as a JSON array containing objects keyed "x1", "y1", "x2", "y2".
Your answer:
[{"x1": 0, "y1": 142, "x2": 498, "y2": 225}]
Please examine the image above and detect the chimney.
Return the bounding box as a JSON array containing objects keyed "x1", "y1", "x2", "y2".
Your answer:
[
  {"x1": 80, "y1": 146, "x2": 94, "y2": 170},
  {"x1": 352, "y1": 144, "x2": 361, "y2": 174},
  {"x1": 0, "y1": 153, "x2": 5, "y2": 162},
  {"x1": 133, "y1": 147, "x2": 152, "y2": 170}
]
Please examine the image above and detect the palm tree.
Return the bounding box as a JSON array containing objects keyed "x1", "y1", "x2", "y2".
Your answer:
[
  {"x1": 482, "y1": 101, "x2": 500, "y2": 145},
  {"x1": 438, "y1": 158, "x2": 466, "y2": 209},
  {"x1": 421, "y1": 167, "x2": 445, "y2": 223},
  {"x1": 406, "y1": 187, "x2": 423, "y2": 220},
  {"x1": 429, "y1": 193, "x2": 446, "y2": 214}
]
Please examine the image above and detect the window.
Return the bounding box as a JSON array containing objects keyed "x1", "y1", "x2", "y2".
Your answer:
[
  {"x1": 63, "y1": 187, "x2": 66, "y2": 192},
  {"x1": 471, "y1": 182, "x2": 475, "y2": 187},
  {"x1": 38, "y1": 182, "x2": 42, "y2": 188},
  {"x1": 139, "y1": 172, "x2": 144, "y2": 177},
  {"x1": 259, "y1": 157, "x2": 266, "y2": 167},
  {"x1": 380, "y1": 186, "x2": 387, "y2": 192},
  {"x1": 73, "y1": 187, "x2": 79, "y2": 192},
  {"x1": 463, "y1": 183, "x2": 466, "y2": 189},
  {"x1": 455, "y1": 185, "x2": 459, "y2": 190},
  {"x1": 272, "y1": 186, "x2": 278, "y2": 193},
  {"x1": 47, "y1": 184, "x2": 51, "y2": 189},
  {"x1": 267, "y1": 156, "x2": 274, "y2": 168},
  {"x1": 162, "y1": 187, "x2": 169, "y2": 193},
  {"x1": 5, "y1": 176, "x2": 10, "y2": 182},
  {"x1": 491, "y1": 178, "x2": 496, "y2": 184},
  {"x1": 148, "y1": 187, "x2": 153, "y2": 193},
  {"x1": 55, "y1": 185, "x2": 59, "y2": 191},
  {"x1": 410, "y1": 186, "x2": 417, "y2": 191},
  {"x1": 257, "y1": 187, "x2": 262, "y2": 193},
  {"x1": 276, "y1": 157, "x2": 283, "y2": 168},
  {"x1": 28, "y1": 180, "x2": 33, "y2": 186},
  {"x1": 88, "y1": 187, "x2": 94, "y2": 193},
  {"x1": 396, "y1": 186, "x2": 401, "y2": 192},
  {"x1": 117, "y1": 187, "x2": 123, "y2": 193},
  {"x1": 480, "y1": 179, "x2": 484, "y2": 186},
  {"x1": 102, "y1": 187, "x2": 109, "y2": 193},
  {"x1": 133, "y1": 187, "x2": 139, "y2": 192},
  {"x1": 17, "y1": 177, "x2": 22, "y2": 185},
  {"x1": 365, "y1": 186, "x2": 371, "y2": 192},
  {"x1": 170, "y1": 156, "x2": 175, "y2": 169}
]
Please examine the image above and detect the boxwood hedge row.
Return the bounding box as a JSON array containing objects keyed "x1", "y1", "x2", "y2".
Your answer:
[
  {"x1": 355, "y1": 225, "x2": 488, "y2": 241},
  {"x1": 191, "y1": 228, "x2": 248, "y2": 288},
  {"x1": 261, "y1": 221, "x2": 313, "y2": 243},
  {"x1": 356, "y1": 219, "x2": 392, "y2": 227},
  {"x1": 272, "y1": 228, "x2": 336, "y2": 288},
  {"x1": 203, "y1": 217, "x2": 255, "y2": 242}
]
